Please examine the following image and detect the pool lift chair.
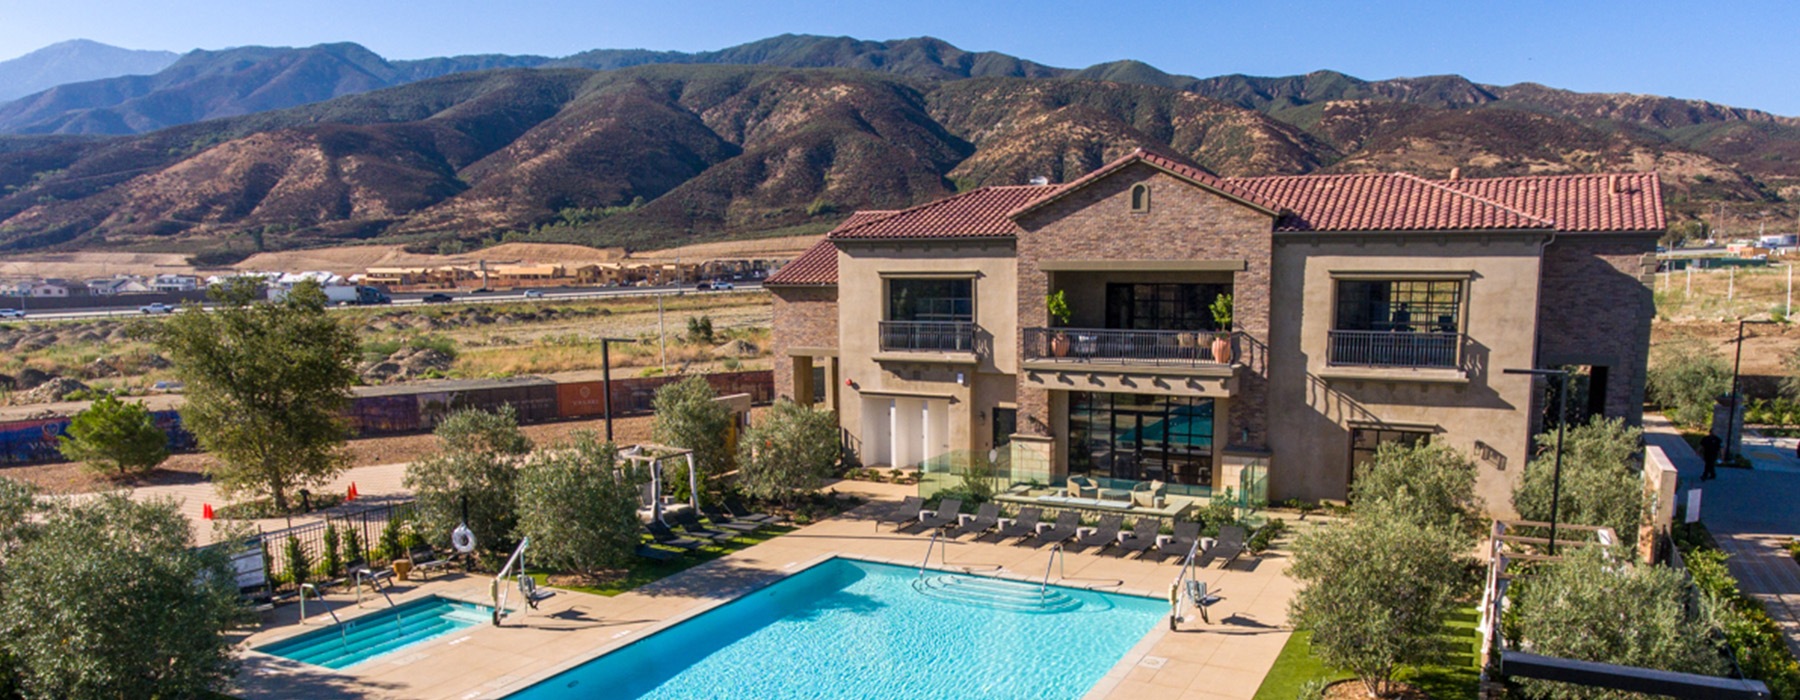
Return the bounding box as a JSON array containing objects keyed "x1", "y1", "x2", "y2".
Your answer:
[
  {"x1": 1168, "y1": 536, "x2": 1221, "y2": 630},
  {"x1": 492, "y1": 536, "x2": 555, "y2": 626}
]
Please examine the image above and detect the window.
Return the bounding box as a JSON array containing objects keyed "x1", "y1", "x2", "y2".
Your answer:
[
  {"x1": 810, "y1": 365, "x2": 827, "y2": 405},
  {"x1": 1348, "y1": 426, "x2": 1432, "y2": 492},
  {"x1": 1069, "y1": 392, "x2": 1214, "y2": 493},
  {"x1": 992, "y1": 408, "x2": 1017, "y2": 450},
  {"x1": 1105, "y1": 283, "x2": 1230, "y2": 331},
  {"x1": 1130, "y1": 184, "x2": 1150, "y2": 212},
  {"x1": 886, "y1": 278, "x2": 972, "y2": 322},
  {"x1": 1335, "y1": 279, "x2": 1462, "y2": 333}
]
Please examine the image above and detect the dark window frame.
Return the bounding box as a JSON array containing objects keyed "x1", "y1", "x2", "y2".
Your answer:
[
  {"x1": 1104, "y1": 282, "x2": 1231, "y2": 331},
  {"x1": 885, "y1": 278, "x2": 974, "y2": 323},
  {"x1": 1347, "y1": 426, "x2": 1434, "y2": 494},
  {"x1": 1333, "y1": 279, "x2": 1464, "y2": 334}
]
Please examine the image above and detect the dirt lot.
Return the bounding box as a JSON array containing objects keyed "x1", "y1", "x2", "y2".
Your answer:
[{"x1": 1654, "y1": 319, "x2": 1800, "y2": 396}]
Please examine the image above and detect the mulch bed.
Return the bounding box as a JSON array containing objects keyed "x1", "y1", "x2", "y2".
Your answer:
[{"x1": 1322, "y1": 679, "x2": 1429, "y2": 700}]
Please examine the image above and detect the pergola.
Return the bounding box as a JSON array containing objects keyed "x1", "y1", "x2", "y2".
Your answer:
[{"x1": 620, "y1": 443, "x2": 697, "y2": 523}]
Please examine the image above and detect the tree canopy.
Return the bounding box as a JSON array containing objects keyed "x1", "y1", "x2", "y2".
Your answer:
[
  {"x1": 515, "y1": 433, "x2": 643, "y2": 578},
  {"x1": 651, "y1": 376, "x2": 734, "y2": 490},
  {"x1": 1512, "y1": 416, "x2": 1647, "y2": 551},
  {"x1": 1350, "y1": 441, "x2": 1480, "y2": 537},
  {"x1": 738, "y1": 399, "x2": 841, "y2": 504},
  {"x1": 57, "y1": 392, "x2": 169, "y2": 476},
  {"x1": 1646, "y1": 335, "x2": 1730, "y2": 429},
  {"x1": 153, "y1": 278, "x2": 357, "y2": 511},
  {"x1": 404, "y1": 406, "x2": 532, "y2": 563}
]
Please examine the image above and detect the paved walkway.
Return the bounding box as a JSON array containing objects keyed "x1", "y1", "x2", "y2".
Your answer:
[
  {"x1": 1644, "y1": 415, "x2": 1800, "y2": 658},
  {"x1": 233, "y1": 480, "x2": 1302, "y2": 700}
]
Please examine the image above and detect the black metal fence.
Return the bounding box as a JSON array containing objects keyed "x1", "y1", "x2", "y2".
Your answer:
[
  {"x1": 1023, "y1": 327, "x2": 1233, "y2": 367},
  {"x1": 879, "y1": 320, "x2": 977, "y2": 352},
  {"x1": 248, "y1": 499, "x2": 419, "y2": 594},
  {"x1": 1327, "y1": 329, "x2": 1461, "y2": 369}
]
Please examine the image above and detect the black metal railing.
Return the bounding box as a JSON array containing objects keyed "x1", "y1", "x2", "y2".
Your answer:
[
  {"x1": 879, "y1": 320, "x2": 977, "y2": 353},
  {"x1": 1022, "y1": 327, "x2": 1234, "y2": 367},
  {"x1": 1327, "y1": 329, "x2": 1461, "y2": 369}
]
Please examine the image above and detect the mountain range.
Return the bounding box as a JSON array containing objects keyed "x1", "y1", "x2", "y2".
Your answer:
[
  {"x1": 0, "y1": 40, "x2": 178, "y2": 103},
  {"x1": 0, "y1": 34, "x2": 1793, "y2": 257}
]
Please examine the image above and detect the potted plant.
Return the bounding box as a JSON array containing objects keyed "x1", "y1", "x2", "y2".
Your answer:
[
  {"x1": 1209, "y1": 293, "x2": 1234, "y2": 363},
  {"x1": 1046, "y1": 290, "x2": 1072, "y2": 357}
]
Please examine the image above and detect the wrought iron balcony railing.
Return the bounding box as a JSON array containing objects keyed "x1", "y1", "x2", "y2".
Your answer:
[
  {"x1": 879, "y1": 320, "x2": 977, "y2": 353},
  {"x1": 1022, "y1": 327, "x2": 1235, "y2": 367},
  {"x1": 1327, "y1": 329, "x2": 1462, "y2": 369}
]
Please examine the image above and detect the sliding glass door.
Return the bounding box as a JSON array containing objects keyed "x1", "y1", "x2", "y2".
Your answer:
[{"x1": 1068, "y1": 392, "x2": 1213, "y2": 495}]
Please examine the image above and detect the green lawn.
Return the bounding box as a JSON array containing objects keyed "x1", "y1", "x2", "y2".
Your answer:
[
  {"x1": 532, "y1": 524, "x2": 796, "y2": 597},
  {"x1": 1252, "y1": 605, "x2": 1482, "y2": 700}
]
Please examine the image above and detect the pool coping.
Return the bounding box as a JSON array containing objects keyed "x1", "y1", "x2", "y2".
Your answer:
[{"x1": 489, "y1": 551, "x2": 1175, "y2": 698}]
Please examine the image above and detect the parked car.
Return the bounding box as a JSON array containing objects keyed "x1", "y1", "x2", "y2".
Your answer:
[
  {"x1": 139, "y1": 303, "x2": 176, "y2": 314},
  {"x1": 421, "y1": 293, "x2": 454, "y2": 304},
  {"x1": 523, "y1": 290, "x2": 545, "y2": 298},
  {"x1": 0, "y1": 308, "x2": 24, "y2": 318}
]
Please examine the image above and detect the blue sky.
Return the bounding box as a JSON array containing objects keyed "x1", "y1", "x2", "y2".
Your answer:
[{"x1": 5, "y1": 0, "x2": 1798, "y2": 115}]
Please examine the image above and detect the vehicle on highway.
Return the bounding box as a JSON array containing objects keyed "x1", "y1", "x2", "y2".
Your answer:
[
  {"x1": 421, "y1": 293, "x2": 454, "y2": 304},
  {"x1": 523, "y1": 290, "x2": 544, "y2": 298},
  {"x1": 0, "y1": 308, "x2": 24, "y2": 319},
  {"x1": 139, "y1": 303, "x2": 176, "y2": 314},
  {"x1": 470, "y1": 288, "x2": 494, "y2": 294},
  {"x1": 270, "y1": 284, "x2": 391, "y2": 306},
  {"x1": 695, "y1": 282, "x2": 713, "y2": 291},
  {"x1": 713, "y1": 281, "x2": 735, "y2": 290}
]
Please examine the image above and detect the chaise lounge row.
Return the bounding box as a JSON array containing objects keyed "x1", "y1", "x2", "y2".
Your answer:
[{"x1": 881, "y1": 496, "x2": 1249, "y2": 567}]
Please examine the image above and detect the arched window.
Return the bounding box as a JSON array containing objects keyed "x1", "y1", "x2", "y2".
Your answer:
[{"x1": 1130, "y1": 183, "x2": 1150, "y2": 212}]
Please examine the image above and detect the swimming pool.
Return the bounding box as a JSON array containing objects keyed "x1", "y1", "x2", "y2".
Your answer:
[
  {"x1": 256, "y1": 595, "x2": 491, "y2": 669},
  {"x1": 508, "y1": 558, "x2": 1165, "y2": 699}
]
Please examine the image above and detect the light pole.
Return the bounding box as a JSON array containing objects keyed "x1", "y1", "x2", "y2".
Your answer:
[
  {"x1": 597, "y1": 337, "x2": 635, "y2": 442},
  {"x1": 1726, "y1": 319, "x2": 1778, "y2": 462},
  {"x1": 1506, "y1": 367, "x2": 1568, "y2": 555}
]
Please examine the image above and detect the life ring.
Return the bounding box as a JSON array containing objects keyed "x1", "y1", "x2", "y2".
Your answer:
[{"x1": 451, "y1": 524, "x2": 477, "y2": 553}]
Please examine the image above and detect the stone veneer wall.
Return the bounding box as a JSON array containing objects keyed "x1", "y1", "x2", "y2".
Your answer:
[
  {"x1": 769, "y1": 286, "x2": 839, "y2": 401},
  {"x1": 1534, "y1": 234, "x2": 1658, "y2": 425},
  {"x1": 1012, "y1": 163, "x2": 1276, "y2": 452}
]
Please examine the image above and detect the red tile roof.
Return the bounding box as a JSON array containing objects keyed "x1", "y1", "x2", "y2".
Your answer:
[
  {"x1": 1008, "y1": 148, "x2": 1283, "y2": 219},
  {"x1": 1432, "y1": 172, "x2": 1664, "y2": 233},
  {"x1": 765, "y1": 210, "x2": 898, "y2": 286},
  {"x1": 1225, "y1": 172, "x2": 1554, "y2": 232},
  {"x1": 830, "y1": 186, "x2": 1057, "y2": 240}
]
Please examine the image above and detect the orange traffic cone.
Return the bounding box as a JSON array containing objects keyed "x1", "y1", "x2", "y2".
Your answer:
[
  {"x1": 202, "y1": 503, "x2": 214, "y2": 520},
  {"x1": 347, "y1": 482, "x2": 359, "y2": 502}
]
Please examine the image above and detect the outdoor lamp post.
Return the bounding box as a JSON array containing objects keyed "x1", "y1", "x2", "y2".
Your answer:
[
  {"x1": 597, "y1": 337, "x2": 636, "y2": 442},
  {"x1": 1725, "y1": 319, "x2": 1778, "y2": 463},
  {"x1": 1505, "y1": 367, "x2": 1568, "y2": 555}
]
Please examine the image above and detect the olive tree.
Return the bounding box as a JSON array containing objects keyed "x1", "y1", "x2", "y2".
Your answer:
[
  {"x1": 154, "y1": 278, "x2": 358, "y2": 511},
  {"x1": 404, "y1": 407, "x2": 532, "y2": 563},
  {"x1": 652, "y1": 376, "x2": 733, "y2": 485},
  {"x1": 1350, "y1": 441, "x2": 1480, "y2": 536},
  {"x1": 738, "y1": 399, "x2": 841, "y2": 504},
  {"x1": 1287, "y1": 496, "x2": 1469, "y2": 698},
  {"x1": 1513, "y1": 416, "x2": 1647, "y2": 551},
  {"x1": 1513, "y1": 547, "x2": 1724, "y2": 700},
  {"x1": 1646, "y1": 334, "x2": 1730, "y2": 428},
  {"x1": 515, "y1": 433, "x2": 642, "y2": 579},
  {"x1": 0, "y1": 491, "x2": 247, "y2": 698},
  {"x1": 57, "y1": 392, "x2": 169, "y2": 476}
]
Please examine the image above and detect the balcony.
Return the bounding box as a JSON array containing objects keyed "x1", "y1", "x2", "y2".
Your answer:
[
  {"x1": 1022, "y1": 328, "x2": 1234, "y2": 367},
  {"x1": 1327, "y1": 330, "x2": 1461, "y2": 369},
  {"x1": 879, "y1": 320, "x2": 977, "y2": 353}
]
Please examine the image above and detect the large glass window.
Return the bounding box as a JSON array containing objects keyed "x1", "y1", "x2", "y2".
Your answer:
[
  {"x1": 1335, "y1": 279, "x2": 1462, "y2": 333},
  {"x1": 887, "y1": 278, "x2": 972, "y2": 322},
  {"x1": 1104, "y1": 283, "x2": 1231, "y2": 331},
  {"x1": 1068, "y1": 392, "x2": 1213, "y2": 495},
  {"x1": 1348, "y1": 426, "x2": 1432, "y2": 494}
]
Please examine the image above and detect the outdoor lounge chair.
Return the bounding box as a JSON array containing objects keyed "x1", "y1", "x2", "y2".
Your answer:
[
  {"x1": 701, "y1": 504, "x2": 766, "y2": 532},
  {"x1": 1159, "y1": 521, "x2": 1202, "y2": 560},
  {"x1": 1117, "y1": 517, "x2": 1162, "y2": 557},
  {"x1": 1131, "y1": 480, "x2": 1167, "y2": 509},
  {"x1": 346, "y1": 558, "x2": 394, "y2": 591},
  {"x1": 1034, "y1": 511, "x2": 1082, "y2": 546},
  {"x1": 992, "y1": 507, "x2": 1042, "y2": 541},
  {"x1": 879, "y1": 496, "x2": 926, "y2": 530},
  {"x1": 671, "y1": 510, "x2": 737, "y2": 541},
  {"x1": 408, "y1": 545, "x2": 454, "y2": 580},
  {"x1": 915, "y1": 498, "x2": 964, "y2": 531},
  {"x1": 635, "y1": 543, "x2": 682, "y2": 562},
  {"x1": 724, "y1": 497, "x2": 777, "y2": 523},
  {"x1": 947, "y1": 503, "x2": 1001, "y2": 539},
  {"x1": 646, "y1": 522, "x2": 705, "y2": 550},
  {"x1": 1074, "y1": 515, "x2": 1125, "y2": 550},
  {"x1": 1201, "y1": 525, "x2": 1248, "y2": 569},
  {"x1": 1067, "y1": 476, "x2": 1100, "y2": 499}
]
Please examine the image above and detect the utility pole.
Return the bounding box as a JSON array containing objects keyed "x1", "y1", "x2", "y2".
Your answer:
[
  {"x1": 1789, "y1": 264, "x2": 1793, "y2": 319},
  {"x1": 597, "y1": 337, "x2": 634, "y2": 442},
  {"x1": 1729, "y1": 266, "x2": 1735, "y2": 301},
  {"x1": 658, "y1": 292, "x2": 667, "y2": 373},
  {"x1": 1504, "y1": 368, "x2": 1569, "y2": 555}
]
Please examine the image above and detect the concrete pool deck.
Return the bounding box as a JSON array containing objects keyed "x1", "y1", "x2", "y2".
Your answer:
[{"x1": 233, "y1": 481, "x2": 1299, "y2": 700}]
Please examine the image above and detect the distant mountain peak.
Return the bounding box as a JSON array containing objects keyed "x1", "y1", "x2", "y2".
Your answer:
[{"x1": 0, "y1": 39, "x2": 178, "y2": 102}]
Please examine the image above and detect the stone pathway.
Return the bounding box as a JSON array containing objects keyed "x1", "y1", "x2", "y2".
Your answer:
[{"x1": 1644, "y1": 415, "x2": 1800, "y2": 658}]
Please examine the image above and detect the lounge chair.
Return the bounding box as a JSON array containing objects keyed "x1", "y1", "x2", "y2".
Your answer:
[
  {"x1": 1074, "y1": 515, "x2": 1125, "y2": 550},
  {"x1": 635, "y1": 543, "x2": 682, "y2": 562},
  {"x1": 1034, "y1": 511, "x2": 1082, "y2": 546},
  {"x1": 346, "y1": 558, "x2": 394, "y2": 591},
  {"x1": 879, "y1": 496, "x2": 926, "y2": 530},
  {"x1": 1159, "y1": 521, "x2": 1202, "y2": 560},
  {"x1": 701, "y1": 504, "x2": 766, "y2": 532},
  {"x1": 947, "y1": 503, "x2": 1001, "y2": 539},
  {"x1": 915, "y1": 498, "x2": 964, "y2": 531},
  {"x1": 671, "y1": 510, "x2": 736, "y2": 541},
  {"x1": 1201, "y1": 525, "x2": 1248, "y2": 569},
  {"x1": 1117, "y1": 517, "x2": 1162, "y2": 557},
  {"x1": 408, "y1": 545, "x2": 454, "y2": 580},
  {"x1": 992, "y1": 507, "x2": 1043, "y2": 541},
  {"x1": 646, "y1": 522, "x2": 704, "y2": 550},
  {"x1": 724, "y1": 497, "x2": 777, "y2": 523}
]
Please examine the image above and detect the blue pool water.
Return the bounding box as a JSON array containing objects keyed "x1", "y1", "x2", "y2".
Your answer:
[
  {"x1": 256, "y1": 595, "x2": 491, "y2": 669},
  {"x1": 508, "y1": 558, "x2": 1165, "y2": 699}
]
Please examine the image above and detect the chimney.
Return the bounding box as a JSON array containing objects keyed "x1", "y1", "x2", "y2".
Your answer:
[
  {"x1": 1447, "y1": 167, "x2": 1461, "y2": 181},
  {"x1": 1609, "y1": 174, "x2": 1621, "y2": 193},
  {"x1": 1029, "y1": 176, "x2": 1051, "y2": 186}
]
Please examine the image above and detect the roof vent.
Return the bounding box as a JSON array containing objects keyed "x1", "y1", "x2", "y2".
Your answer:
[
  {"x1": 1448, "y1": 167, "x2": 1462, "y2": 181},
  {"x1": 1029, "y1": 176, "x2": 1050, "y2": 186}
]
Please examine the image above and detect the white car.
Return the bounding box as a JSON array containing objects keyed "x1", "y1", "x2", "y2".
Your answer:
[
  {"x1": 712, "y1": 281, "x2": 735, "y2": 290},
  {"x1": 0, "y1": 308, "x2": 23, "y2": 318},
  {"x1": 139, "y1": 303, "x2": 176, "y2": 314}
]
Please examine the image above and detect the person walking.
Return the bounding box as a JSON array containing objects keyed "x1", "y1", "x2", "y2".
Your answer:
[{"x1": 1700, "y1": 433, "x2": 1722, "y2": 481}]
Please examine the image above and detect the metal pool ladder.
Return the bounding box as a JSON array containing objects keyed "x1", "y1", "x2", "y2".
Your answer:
[
  {"x1": 299, "y1": 583, "x2": 349, "y2": 648},
  {"x1": 1040, "y1": 544, "x2": 1066, "y2": 593},
  {"x1": 918, "y1": 531, "x2": 941, "y2": 577}
]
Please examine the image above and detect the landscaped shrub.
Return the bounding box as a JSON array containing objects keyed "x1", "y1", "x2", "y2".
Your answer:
[
  {"x1": 1647, "y1": 335, "x2": 1730, "y2": 428},
  {"x1": 405, "y1": 407, "x2": 532, "y2": 565},
  {"x1": 1248, "y1": 518, "x2": 1288, "y2": 554},
  {"x1": 1683, "y1": 535, "x2": 1800, "y2": 699},
  {"x1": 377, "y1": 518, "x2": 404, "y2": 563},
  {"x1": 652, "y1": 376, "x2": 733, "y2": 497},
  {"x1": 515, "y1": 433, "x2": 641, "y2": 579},
  {"x1": 283, "y1": 534, "x2": 310, "y2": 588},
  {"x1": 1512, "y1": 416, "x2": 1648, "y2": 551},
  {"x1": 342, "y1": 524, "x2": 365, "y2": 564},
  {"x1": 738, "y1": 399, "x2": 841, "y2": 505},
  {"x1": 321, "y1": 524, "x2": 343, "y2": 578},
  {"x1": 1350, "y1": 441, "x2": 1479, "y2": 535}
]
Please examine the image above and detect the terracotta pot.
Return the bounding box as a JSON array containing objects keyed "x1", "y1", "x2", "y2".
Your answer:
[
  {"x1": 1210, "y1": 335, "x2": 1233, "y2": 363},
  {"x1": 1050, "y1": 334, "x2": 1070, "y2": 357}
]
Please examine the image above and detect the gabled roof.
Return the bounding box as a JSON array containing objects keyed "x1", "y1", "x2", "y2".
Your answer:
[
  {"x1": 764, "y1": 210, "x2": 898, "y2": 286},
  {"x1": 1432, "y1": 172, "x2": 1664, "y2": 233},
  {"x1": 1007, "y1": 148, "x2": 1284, "y2": 220},
  {"x1": 830, "y1": 186, "x2": 1057, "y2": 240},
  {"x1": 1225, "y1": 172, "x2": 1554, "y2": 232}
]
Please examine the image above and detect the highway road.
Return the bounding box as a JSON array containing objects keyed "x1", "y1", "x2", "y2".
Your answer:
[{"x1": 4, "y1": 282, "x2": 764, "y2": 321}]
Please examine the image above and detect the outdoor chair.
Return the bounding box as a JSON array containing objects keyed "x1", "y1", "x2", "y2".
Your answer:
[
  {"x1": 1034, "y1": 511, "x2": 1082, "y2": 546},
  {"x1": 879, "y1": 497, "x2": 926, "y2": 530},
  {"x1": 645, "y1": 522, "x2": 704, "y2": 550},
  {"x1": 947, "y1": 503, "x2": 1000, "y2": 539},
  {"x1": 1158, "y1": 521, "x2": 1202, "y2": 561},
  {"x1": 408, "y1": 545, "x2": 454, "y2": 580},
  {"x1": 701, "y1": 504, "x2": 766, "y2": 532},
  {"x1": 1131, "y1": 480, "x2": 1167, "y2": 509},
  {"x1": 1074, "y1": 514, "x2": 1125, "y2": 550},
  {"x1": 915, "y1": 498, "x2": 964, "y2": 531},
  {"x1": 1200, "y1": 525, "x2": 1247, "y2": 569},
  {"x1": 671, "y1": 510, "x2": 736, "y2": 541},
  {"x1": 992, "y1": 507, "x2": 1042, "y2": 541},
  {"x1": 345, "y1": 558, "x2": 394, "y2": 592},
  {"x1": 1067, "y1": 476, "x2": 1100, "y2": 499},
  {"x1": 1117, "y1": 517, "x2": 1162, "y2": 557},
  {"x1": 635, "y1": 543, "x2": 682, "y2": 563},
  {"x1": 724, "y1": 497, "x2": 777, "y2": 523}
]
